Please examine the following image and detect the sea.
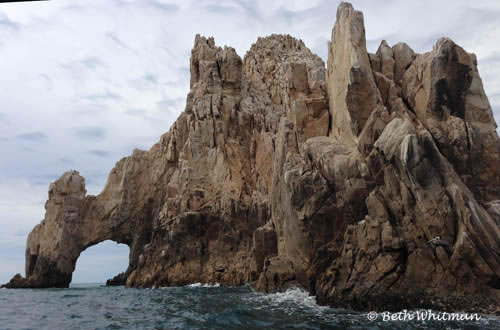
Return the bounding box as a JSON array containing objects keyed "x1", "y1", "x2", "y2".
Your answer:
[{"x1": 0, "y1": 284, "x2": 498, "y2": 329}]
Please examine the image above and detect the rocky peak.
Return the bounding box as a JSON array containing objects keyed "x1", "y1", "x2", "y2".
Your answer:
[
  {"x1": 243, "y1": 34, "x2": 329, "y2": 140},
  {"x1": 376, "y1": 40, "x2": 395, "y2": 80},
  {"x1": 392, "y1": 42, "x2": 415, "y2": 83},
  {"x1": 402, "y1": 37, "x2": 500, "y2": 202},
  {"x1": 48, "y1": 170, "x2": 86, "y2": 201},
  {"x1": 328, "y1": 1, "x2": 380, "y2": 141},
  {"x1": 187, "y1": 34, "x2": 242, "y2": 116}
]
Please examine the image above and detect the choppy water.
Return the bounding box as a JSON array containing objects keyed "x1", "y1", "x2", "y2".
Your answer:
[{"x1": 0, "y1": 284, "x2": 498, "y2": 329}]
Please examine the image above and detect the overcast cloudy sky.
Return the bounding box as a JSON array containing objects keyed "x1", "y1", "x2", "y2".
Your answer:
[{"x1": 0, "y1": 0, "x2": 499, "y2": 284}]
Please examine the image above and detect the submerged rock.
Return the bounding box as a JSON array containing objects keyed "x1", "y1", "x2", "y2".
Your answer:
[{"x1": 4, "y1": 1, "x2": 499, "y2": 314}]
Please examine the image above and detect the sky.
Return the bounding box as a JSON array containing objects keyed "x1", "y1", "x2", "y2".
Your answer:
[{"x1": 0, "y1": 0, "x2": 499, "y2": 284}]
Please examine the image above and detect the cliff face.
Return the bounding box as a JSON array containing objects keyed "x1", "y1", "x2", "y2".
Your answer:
[{"x1": 4, "y1": 2, "x2": 500, "y2": 313}]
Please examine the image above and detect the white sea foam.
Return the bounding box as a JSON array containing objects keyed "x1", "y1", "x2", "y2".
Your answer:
[
  {"x1": 247, "y1": 287, "x2": 332, "y2": 317},
  {"x1": 186, "y1": 282, "x2": 220, "y2": 288}
]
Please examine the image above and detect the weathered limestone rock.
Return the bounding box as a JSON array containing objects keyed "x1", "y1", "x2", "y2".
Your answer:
[
  {"x1": 5, "y1": 1, "x2": 499, "y2": 315},
  {"x1": 392, "y1": 42, "x2": 415, "y2": 83},
  {"x1": 315, "y1": 118, "x2": 500, "y2": 311},
  {"x1": 402, "y1": 37, "x2": 500, "y2": 202},
  {"x1": 376, "y1": 40, "x2": 395, "y2": 80},
  {"x1": 253, "y1": 222, "x2": 278, "y2": 273},
  {"x1": 327, "y1": 2, "x2": 380, "y2": 141},
  {"x1": 256, "y1": 256, "x2": 299, "y2": 292}
]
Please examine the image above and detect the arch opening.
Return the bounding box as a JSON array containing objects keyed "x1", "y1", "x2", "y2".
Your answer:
[{"x1": 71, "y1": 240, "x2": 130, "y2": 285}]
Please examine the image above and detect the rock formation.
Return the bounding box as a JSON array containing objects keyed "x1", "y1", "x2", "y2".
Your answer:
[{"x1": 3, "y1": 2, "x2": 499, "y2": 314}]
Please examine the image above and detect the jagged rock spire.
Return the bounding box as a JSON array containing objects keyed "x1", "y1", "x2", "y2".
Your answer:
[{"x1": 327, "y1": 2, "x2": 380, "y2": 141}]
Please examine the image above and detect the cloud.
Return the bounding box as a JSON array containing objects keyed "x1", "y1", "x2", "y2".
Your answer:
[
  {"x1": 0, "y1": 179, "x2": 46, "y2": 282},
  {"x1": 0, "y1": 11, "x2": 19, "y2": 30},
  {"x1": 129, "y1": 73, "x2": 159, "y2": 91},
  {"x1": 148, "y1": 0, "x2": 180, "y2": 12},
  {"x1": 59, "y1": 157, "x2": 73, "y2": 164},
  {"x1": 85, "y1": 90, "x2": 122, "y2": 102},
  {"x1": 125, "y1": 108, "x2": 147, "y2": 117},
  {"x1": 88, "y1": 149, "x2": 111, "y2": 157},
  {"x1": 143, "y1": 73, "x2": 158, "y2": 84},
  {"x1": 202, "y1": 4, "x2": 240, "y2": 16},
  {"x1": 72, "y1": 103, "x2": 108, "y2": 116},
  {"x1": 16, "y1": 131, "x2": 47, "y2": 141},
  {"x1": 0, "y1": 112, "x2": 8, "y2": 123},
  {"x1": 39, "y1": 73, "x2": 52, "y2": 91},
  {"x1": 80, "y1": 56, "x2": 105, "y2": 70},
  {"x1": 232, "y1": 0, "x2": 262, "y2": 22},
  {"x1": 105, "y1": 31, "x2": 138, "y2": 54},
  {"x1": 479, "y1": 53, "x2": 500, "y2": 65},
  {"x1": 28, "y1": 173, "x2": 63, "y2": 186},
  {"x1": 60, "y1": 56, "x2": 105, "y2": 72},
  {"x1": 490, "y1": 92, "x2": 500, "y2": 102},
  {"x1": 156, "y1": 97, "x2": 185, "y2": 114},
  {"x1": 74, "y1": 126, "x2": 106, "y2": 140}
]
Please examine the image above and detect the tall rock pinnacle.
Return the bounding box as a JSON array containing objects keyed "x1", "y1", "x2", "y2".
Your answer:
[{"x1": 327, "y1": 2, "x2": 380, "y2": 141}]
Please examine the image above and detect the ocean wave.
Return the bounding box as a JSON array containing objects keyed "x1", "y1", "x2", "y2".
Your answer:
[
  {"x1": 261, "y1": 287, "x2": 329, "y2": 310},
  {"x1": 244, "y1": 286, "x2": 333, "y2": 319},
  {"x1": 186, "y1": 282, "x2": 221, "y2": 288}
]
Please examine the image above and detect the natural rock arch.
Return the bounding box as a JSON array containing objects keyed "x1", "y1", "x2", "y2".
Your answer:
[{"x1": 12, "y1": 164, "x2": 155, "y2": 288}]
